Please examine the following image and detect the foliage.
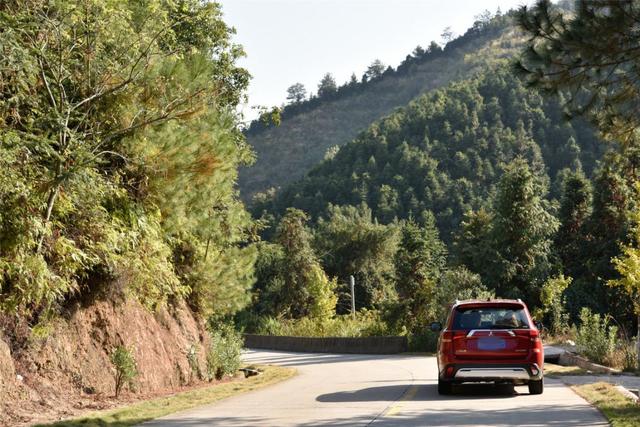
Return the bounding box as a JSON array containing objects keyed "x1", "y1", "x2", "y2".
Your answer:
[
  {"x1": 244, "y1": 210, "x2": 336, "y2": 319},
  {"x1": 434, "y1": 267, "x2": 493, "y2": 321},
  {"x1": 609, "y1": 210, "x2": 640, "y2": 316},
  {"x1": 41, "y1": 366, "x2": 296, "y2": 427},
  {"x1": 241, "y1": 11, "x2": 517, "y2": 201},
  {"x1": 0, "y1": 0, "x2": 257, "y2": 319},
  {"x1": 306, "y1": 265, "x2": 338, "y2": 321},
  {"x1": 206, "y1": 324, "x2": 243, "y2": 381},
  {"x1": 491, "y1": 159, "x2": 559, "y2": 303},
  {"x1": 576, "y1": 308, "x2": 618, "y2": 365},
  {"x1": 313, "y1": 204, "x2": 399, "y2": 311},
  {"x1": 251, "y1": 311, "x2": 389, "y2": 338},
  {"x1": 286, "y1": 83, "x2": 307, "y2": 104},
  {"x1": 537, "y1": 275, "x2": 571, "y2": 335},
  {"x1": 516, "y1": 0, "x2": 640, "y2": 143},
  {"x1": 392, "y1": 214, "x2": 446, "y2": 333},
  {"x1": 453, "y1": 159, "x2": 558, "y2": 306},
  {"x1": 110, "y1": 346, "x2": 138, "y2": 398},
  {"x1": 260, "y1": 66, "x2": 602, "y2": 245},
  {"x1": 186, "y1": 343, "x2": 202, "y2": 383}
]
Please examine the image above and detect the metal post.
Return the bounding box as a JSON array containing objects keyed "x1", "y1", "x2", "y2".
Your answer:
[{"x1": 350, "y1": 275, "x2": 355, "y2": 318}]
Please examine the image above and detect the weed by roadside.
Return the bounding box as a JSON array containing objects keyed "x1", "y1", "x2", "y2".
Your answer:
[
  {"x1": 572, "y1": 382, "x2": 640, "y2": 427},
  {"x1": 35, "y1": 365, "x2": 296, "y2": 427}
]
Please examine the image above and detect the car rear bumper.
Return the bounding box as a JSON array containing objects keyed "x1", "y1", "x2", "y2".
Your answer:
[{"x1": 442, "y1": 363, "x2": 543, "y2": 383}]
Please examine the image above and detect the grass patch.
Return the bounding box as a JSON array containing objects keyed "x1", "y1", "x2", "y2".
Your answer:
[
  {"x1": 572, "y1": 382, "x2": 640, "y2": 427},
  {"x1": 37, "y1": 365, "x2": 296, "y2": 427},
  {"x1": 544, "y1": 363, "x2": 589, "y2": 377}
]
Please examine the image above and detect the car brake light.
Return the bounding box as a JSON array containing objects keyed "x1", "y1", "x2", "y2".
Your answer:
[{"x1": 441, "y1": 331, "x2": 453, "y2": 343}]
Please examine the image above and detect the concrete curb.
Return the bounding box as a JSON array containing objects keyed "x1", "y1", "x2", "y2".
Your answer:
[
  {"x1": 558, "y1": 352, "x2": 622, "y2": 375},
  {"x1": 615, "y1": 385, "x2": 639, "y2": 402},
  {"x1": 243, "y1": 334, "x2": 408, "y2": 354}
]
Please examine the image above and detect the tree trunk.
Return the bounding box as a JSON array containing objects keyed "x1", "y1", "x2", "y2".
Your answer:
[
  {"x1": 637, "y1": 314, "x2": 640, "y2": 367},
  {"x1": 36, "y1": 186, "x2": 59, "y2": 254}
]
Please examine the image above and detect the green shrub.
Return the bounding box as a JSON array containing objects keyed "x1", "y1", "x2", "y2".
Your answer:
[
  {"x1": 110, "y1": 345, "x2": 138, "y2": 397},
  {"x1": 407, "y1": 331, "x2": 439, "y2": 352},
  {"x1": 576, "y1": 308, "x2": 618, "y2": 365},
  {"x1": 620, "y1": 339, "x2": 638, "y2": 372},
  {"x1": 252, "y1": 311, "x2": 389, "y2": 338},
  {"x1": 207, "y1": 325, "x2": 243, "y2": 381},
  {"x1": 537, "y1": 275, "x2": 571, "y2": 336},
  {"x1": 186, "y1": 343, "x2": 202, "y2": 383}
]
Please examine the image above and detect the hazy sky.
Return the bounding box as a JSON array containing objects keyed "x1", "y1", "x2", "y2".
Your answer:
[{"x1": 219, "y1": 0, "x2": 527, "y2": 120}]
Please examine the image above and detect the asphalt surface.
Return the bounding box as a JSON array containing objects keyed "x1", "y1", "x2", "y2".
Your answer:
[{"x1": 144, "y1": 350, "x2": 609, "y2": 426}]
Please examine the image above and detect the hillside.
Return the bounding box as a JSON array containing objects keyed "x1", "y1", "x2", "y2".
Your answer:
[
  {"x1": 239, "y1": 13, "x2": 521, "y2": 202},
  {"x1": 254, "y1": 66, "x2": 605, "y2": 241}
]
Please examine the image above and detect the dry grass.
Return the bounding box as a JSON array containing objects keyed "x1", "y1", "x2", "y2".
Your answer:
[
  {"x1": 544, "y1": 363, "x2": 589, "y2": 377},
  {"x1": 572, "y1": 382, "x2": 640, "y2": 427},
  {"x1": 36, "y1": 365, "x2": 296, "y2": 427}
]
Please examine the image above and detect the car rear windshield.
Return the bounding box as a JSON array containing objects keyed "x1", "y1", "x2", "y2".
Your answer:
[{"x1": 451, "y1": 306, "x2": 530, "y2": 330}]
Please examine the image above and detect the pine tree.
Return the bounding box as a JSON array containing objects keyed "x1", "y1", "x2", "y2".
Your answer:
[
  {"x1": 491, "y1": 159, "x2": 558, "y2": 304},
  {"x1": 516, "y1": 0, "x2": 640, "y2": 143}
]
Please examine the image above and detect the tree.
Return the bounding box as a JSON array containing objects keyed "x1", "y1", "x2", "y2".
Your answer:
[
  {"x1": 314, "y1": 204, "x2": 399, "y2": 311},
  {"x1": 555, "y1": 170, "x2": 592, "y2": 278},
  {"x1": 441, "y1": 27, "x2": 455, "y2": 44},
  {"x1": 516, "y1": 0, "x2": 640, "y2": 143},
  {"x1": 453, "y1": 209, "x2": 496, "y2": 280},
  {"x1": 393, "y1": 213, "x2": 447, "y2": 332},
  {"x1": 364, "y1": 59, "x2": 386, "y2": 81},
  {"x1": 0, "y1": 0, "x2": 255, "y2": 317},
  {"x1": 317, "y1": 73, "x2": 337, "y2": 98},
  {"x1": 609, "y1": 209, "x2": 640, "y2": 365},
  {"x1": 491, "y1": 159, "x2": 558, "y2": 304},
  {"x1": 286, "y1": 83, "x2": 307, "y2": 104},
  {"x1": 273, "y1": 208, "x2": 336, "y2": 318}
]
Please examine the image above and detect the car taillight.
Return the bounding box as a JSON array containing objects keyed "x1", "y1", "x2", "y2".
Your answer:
[
  {"x1": 441, "y1": 331, "x2": 453, "y2": 343},
  {"x1": 529, "y1": 329, "x2": 542, "y2": 352}
]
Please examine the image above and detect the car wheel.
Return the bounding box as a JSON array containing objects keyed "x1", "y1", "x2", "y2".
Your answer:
[
  {"x1": 438, "y1": 378, "x2": 452, "y2": 395},
  {"x1": 528, "y1": 378, "x2": 543, "y2": 395}
]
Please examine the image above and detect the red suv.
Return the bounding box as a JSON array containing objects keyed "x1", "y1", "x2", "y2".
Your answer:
[{"x1": 431, "y1": 299, "x2": 544, "y2": 395}]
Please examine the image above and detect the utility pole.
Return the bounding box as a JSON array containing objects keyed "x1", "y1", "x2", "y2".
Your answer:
[{"x1": 350, "y1": 275, "x2": 356, "y2": 318}]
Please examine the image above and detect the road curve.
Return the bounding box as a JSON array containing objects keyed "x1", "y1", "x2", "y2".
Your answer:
[{"x1": 144, "y1": 350, "x2": 608, "y2": 426}]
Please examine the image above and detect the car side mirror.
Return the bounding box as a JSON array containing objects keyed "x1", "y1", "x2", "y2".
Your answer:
[
  {"x1": 430, "y1": 321, "x2": 442, "y2": 332},
  {"x1": 534, "y1": 320, "x2": 543, "y2": 331}
]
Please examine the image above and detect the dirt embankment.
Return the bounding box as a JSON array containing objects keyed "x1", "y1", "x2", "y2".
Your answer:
[{"x1": 0, "y1": 299, "x2": 210, "y2": 426}]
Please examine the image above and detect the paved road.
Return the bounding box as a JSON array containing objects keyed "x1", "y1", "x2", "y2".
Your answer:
[{"x1": 145, "y1": 350, "x2": 608, "y2": 426}]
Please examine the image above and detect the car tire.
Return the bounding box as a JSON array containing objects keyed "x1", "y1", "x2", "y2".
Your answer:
[
  {"x1": 528, "y1": 378, "x2": 543, "y2": 395},
  {"x1": 438, "y1": 378, "x2": 452, "y2": 395}
]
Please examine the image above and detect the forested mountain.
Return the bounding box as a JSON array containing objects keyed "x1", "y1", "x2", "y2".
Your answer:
[
  {"x1": 239, "y1": 12, "x2": 520, "y2": 201},
  {"x1": 255, "y1": 66, "x2": 605, "y2": 241}
]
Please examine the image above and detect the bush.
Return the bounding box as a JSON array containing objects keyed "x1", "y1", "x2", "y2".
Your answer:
[
  {"x1": 207, "y1": 325, "x2": 243, "y2": 381},
  {"x1": 186, "y1": 343, "x2": 202, "y2": 383},
  {"x1": 575, "y1": 308, "x2": 618, "y2": 365},
  {"x1": 407, "y1": 331, "x2": 439, "y2": 352},
  {"x1": 251, "y1": 311, "x2": 389, "y2": 338},
  {"x1": 110, "y1": 345, "x2": 138, "y2": 397},
  {"x1": 538, "y1": 275, "x2": 571, "y2": 336}
]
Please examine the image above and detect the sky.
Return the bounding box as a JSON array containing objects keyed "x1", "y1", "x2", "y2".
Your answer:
[{"x1": 219, "y1": 0, "x2": 528, "y2": 121}]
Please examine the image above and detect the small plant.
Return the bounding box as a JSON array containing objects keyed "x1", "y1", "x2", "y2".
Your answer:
[
  {"x1": 186, "y1": 343, "x2": 202, "y2": 383},
  {"x1": 207, "y1": 325, "x2": 243, "y2": 381},
  {"x1": 110, "y1": 345, "x2": 138, "y2": 397},
  {"x1": 575, "y1": 308, "x2": 618, "y2": 365},
  {"x1": 538, "y1": 275, "x2": 571, "y2": 336}
]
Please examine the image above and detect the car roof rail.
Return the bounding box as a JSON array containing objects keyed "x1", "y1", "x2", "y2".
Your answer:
[
  {"x1": 517, "y1": 298, "x2": 523, "y2": 303},
  {"x1": 454, "y1": 299, "x2": 460, "y2": 305}
]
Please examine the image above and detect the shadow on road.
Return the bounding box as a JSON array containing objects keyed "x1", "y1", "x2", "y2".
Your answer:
[
  {"x1": 243, "y1": 350, "x2": 424, "y2": 367},
  {"x1": 317, "y1": 383, "x2": 520, "y2": 403}
]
